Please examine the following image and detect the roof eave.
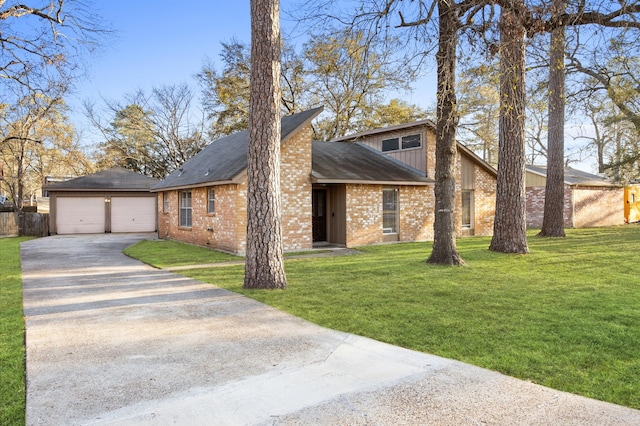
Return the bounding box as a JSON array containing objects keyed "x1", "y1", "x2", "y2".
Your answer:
[
  {"x1": 232, "y1": 170, "x2": 247, "y2": 184},
  {"x1": 525, "y1": 167, "x2": 548, "y2": 179},
  {"x1": 311, "y1": 176, "x2": 433, "y2": 186},
  {"x1": 45, "y1": 187, "x2": 154, "y2": 192},
  {"x1": 571, "y1": 183, "x2": 623, "y2": 188},
  {"x1": 150, "y1": 180, "x2": 237, "y2": 192},
  {"x1": 281, "y1": 106, "x2": 324, "y2": 145},
  {"x1": 331, "y1": 119, "x2": 436, "y2": 142},
  {"x1": 457, "y1": 143, "x2": 497, "y2": 177}
]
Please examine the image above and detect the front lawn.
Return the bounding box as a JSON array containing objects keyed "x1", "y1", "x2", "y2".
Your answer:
[
  {"x1": 130, "y1": 227, "x2": 640, "y2": 409},
  {"x1": 0, "y1": 237, "x2": 29, "y2": 426},
  {"x1": 123, "y1": 239, "x2": 240, "y2": 268}
]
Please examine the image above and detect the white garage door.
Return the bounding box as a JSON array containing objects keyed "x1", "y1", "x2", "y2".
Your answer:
[
  {"x1": 57, "y1": 197, "x2": 106, "y2": 234},
  {"x1": 111, "y1": 197, "x2": 156, "y2": 233}
]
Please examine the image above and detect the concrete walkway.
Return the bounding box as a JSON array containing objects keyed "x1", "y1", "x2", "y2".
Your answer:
[{"x1": 21, "y1": 234, "x2": 640, "y2": 425}]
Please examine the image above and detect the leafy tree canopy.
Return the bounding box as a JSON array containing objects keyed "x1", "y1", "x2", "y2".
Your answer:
[{"x1": 197, "y1": 30, "x2": 423, "y2": 141}]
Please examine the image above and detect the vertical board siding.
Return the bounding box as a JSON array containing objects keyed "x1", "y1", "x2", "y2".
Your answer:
[
  {"x1": 0, "y1": 212, "x2": 49, "y2": 237},
  {"x1": 357, "y1": 129, "x2": 428, "y2": 175},
  {"x1": 0, "y1": 212, "x2": 19, "y2": 236},
  {"x1": 327, "y1": 184, "x2": 347, "y2": 245},
  {"x1": 461, "y1": 155, "x2": 475, "y2": 190}
]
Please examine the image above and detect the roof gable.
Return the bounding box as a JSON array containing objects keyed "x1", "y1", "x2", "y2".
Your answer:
[
  {"x1": 152, "y1": 107, "x2": 323, "y2": 191},
  {"x1": 43, "y1": 167, "x2": 158, "y2": 191},
  {"x1": 456, "y1": 143, "x2": 497, "y2": 177}
]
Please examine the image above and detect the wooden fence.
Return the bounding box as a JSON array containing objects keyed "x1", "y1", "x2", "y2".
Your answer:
[{"x1": 0, "y1": 212, "x2": 49, "y2": 237}]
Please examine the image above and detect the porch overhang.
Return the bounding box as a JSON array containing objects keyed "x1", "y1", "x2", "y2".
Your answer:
[{"x1": 310, "y1": 175, "x2": 433, "y2": 186}]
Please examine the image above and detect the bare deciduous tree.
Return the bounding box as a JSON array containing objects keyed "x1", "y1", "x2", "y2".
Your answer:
[
  {"x1": 85, "y1": 83, "x2": 205, "y2": 179},
  {"x1": 370, "y1": 0, "x2": 492, "y2": 265},
  {"x1": 0, "y1": 0, "x2": 106, "y2": 99}
]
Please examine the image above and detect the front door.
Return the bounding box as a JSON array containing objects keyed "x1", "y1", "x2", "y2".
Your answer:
[{"x1": 312, "y1": 189, "x2": 327, "y2": 242}]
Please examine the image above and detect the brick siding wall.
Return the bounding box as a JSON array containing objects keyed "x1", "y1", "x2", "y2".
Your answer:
[
  {"x1": 473, "y1": 166, "x2": 497, "y2": 236},
  {"x1": 345, "y1": 183, "x2": 435, "y2": 247},
  {"x1": 454, "y1": 155, "x2": 496, "y2": 237},
  {"x1": 157, "y1": 123, "x2": 315, "y2": 254},
  {"x1": 573, "y1": 186, "x2": 624, "y2": 227},
  {"x1": 525, "y1": 186, "x2": 573, "y2": 228},
  {"x1": 157, "y1": 191, "x2": 170, "y2": 239},
  {"x1": 399, "y1": 185, "x2": 435, "y2": 242},
  {"x1": 280, "y1": 125, "x2": 313, "y2": 251},
  {"x1": 345, "y1": 184, "x2": 383, "y2": 246},
  {"x1": 454, "y1": 156, "x2": 463, "y2": 235},
  {"x1": 525, "y1": 185, "x2": 623, "y2": 228},
  {"x1": 157, "y1": 184, "x2": 246, "y2": 253},
  {"x1": 426, "y1": 130, "x2": 436, "y2": 179}
]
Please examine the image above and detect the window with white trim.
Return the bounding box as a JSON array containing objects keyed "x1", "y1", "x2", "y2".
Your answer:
[
  {"x1": 163, "y1": 192, "x2": 169, "y2": 213},
  {"x1": 382, "y1": 188, "x2": 398, "y2": 234},
  {"x1": 179, "y1": 191, "x2": 192, "y2": 228},
  {"x1": 208, "y1": 188, "x2": 215, "y2": 214}
]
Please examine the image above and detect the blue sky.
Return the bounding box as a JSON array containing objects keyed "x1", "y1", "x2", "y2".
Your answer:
[
  {"x1": 75, "y1": 1, "x2": 251, "y2": 99},
  {"x1": 69, "y1": 0, "x2": 436, "y2": 140},
  {"x1": 70, "y1": 0, "x2": 252, "y2": 133},
  {"x1": 67, "y1": 1, "x2": 594, "y2": 172}
]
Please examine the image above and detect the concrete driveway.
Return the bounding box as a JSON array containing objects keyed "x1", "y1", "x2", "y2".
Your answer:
[{"x1": 21, "y1": 234, "x2": 640, "y2": 425}]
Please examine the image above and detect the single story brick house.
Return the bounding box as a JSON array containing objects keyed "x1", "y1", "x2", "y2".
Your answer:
[
  {"x1": 152, "y1": 107, "x2": 497, "y2": 254},
  {"x1": 525, "y1": 165, "x2": 625, "y2": 228},
  {"x1": 44, "y1": 167, "x2": 159, "y2": 234}
]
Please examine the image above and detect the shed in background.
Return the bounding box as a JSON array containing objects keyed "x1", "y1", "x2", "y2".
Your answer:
[{"x1": 525, "y1": 165, "x2": 624, "y2": 228}]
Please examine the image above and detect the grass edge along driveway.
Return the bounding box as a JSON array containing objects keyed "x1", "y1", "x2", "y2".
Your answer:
[
  {"x1": 0, "y1": 237, "x2": 30, "y2": 426},
  {"x1": 126, "y1": 227, "x2": 640, "y2": 410}
]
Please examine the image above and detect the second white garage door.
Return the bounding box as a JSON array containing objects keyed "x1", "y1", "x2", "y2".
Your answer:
[
  {"x1": 111, "y1": 197, "x2": 156, "y2": 233},
  {"x1": 56, "y1": 197, "x2": 106, "y2": 234}
]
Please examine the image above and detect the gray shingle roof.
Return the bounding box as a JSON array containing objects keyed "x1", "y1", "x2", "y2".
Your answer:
[
  {"x1": 152, "y1": 107, "x2": 434, "y2": 191},
  {"x1": 526, "y1": 165, "x2": 619, "y2": 187},
  {"x1": 312, "y1": 142, "x2": 433, "y2": 184},
  {"x1": 152, "y1": 107, "x2": 323, "y2": 191},
  {"x1": 43, "y1": 167, "x2": 158, "y2": 191}
]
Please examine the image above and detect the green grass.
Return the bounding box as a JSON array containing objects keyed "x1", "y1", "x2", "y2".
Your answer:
[
  {"x1": 122, "y1": 240, "x2": 334, "y2": 268},
  {"x1": 284, "y1": 249, "x2": 332, "y2": 257},
  {"x1": 126, "y1": 227, "x2": 640, "y2": 409},
  {"x1": 0, "y1": 237, "x2": 30, "y2": 426},
  {"x1": 123, "y1": 239, "x2": 240, "y2": 267}
]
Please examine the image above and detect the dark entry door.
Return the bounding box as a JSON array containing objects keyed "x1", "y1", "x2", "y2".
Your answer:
[{"x1": 312, "y1": 189, "x2": 327, "y2": 242}]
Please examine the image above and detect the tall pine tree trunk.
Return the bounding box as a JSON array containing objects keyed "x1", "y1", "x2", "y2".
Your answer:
[
  {"x1": 490, "y1": 1, "x2": 529, "y2": 254},
  {"x1": 539, "y1": 0, "x2": 566, "y2": 237},
  {"x1": 428, "y1": 0, "x2": 463, "y2": 265},
  {"x1": 244, "y1": 0, "x2": 287, "y2": 289}
]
